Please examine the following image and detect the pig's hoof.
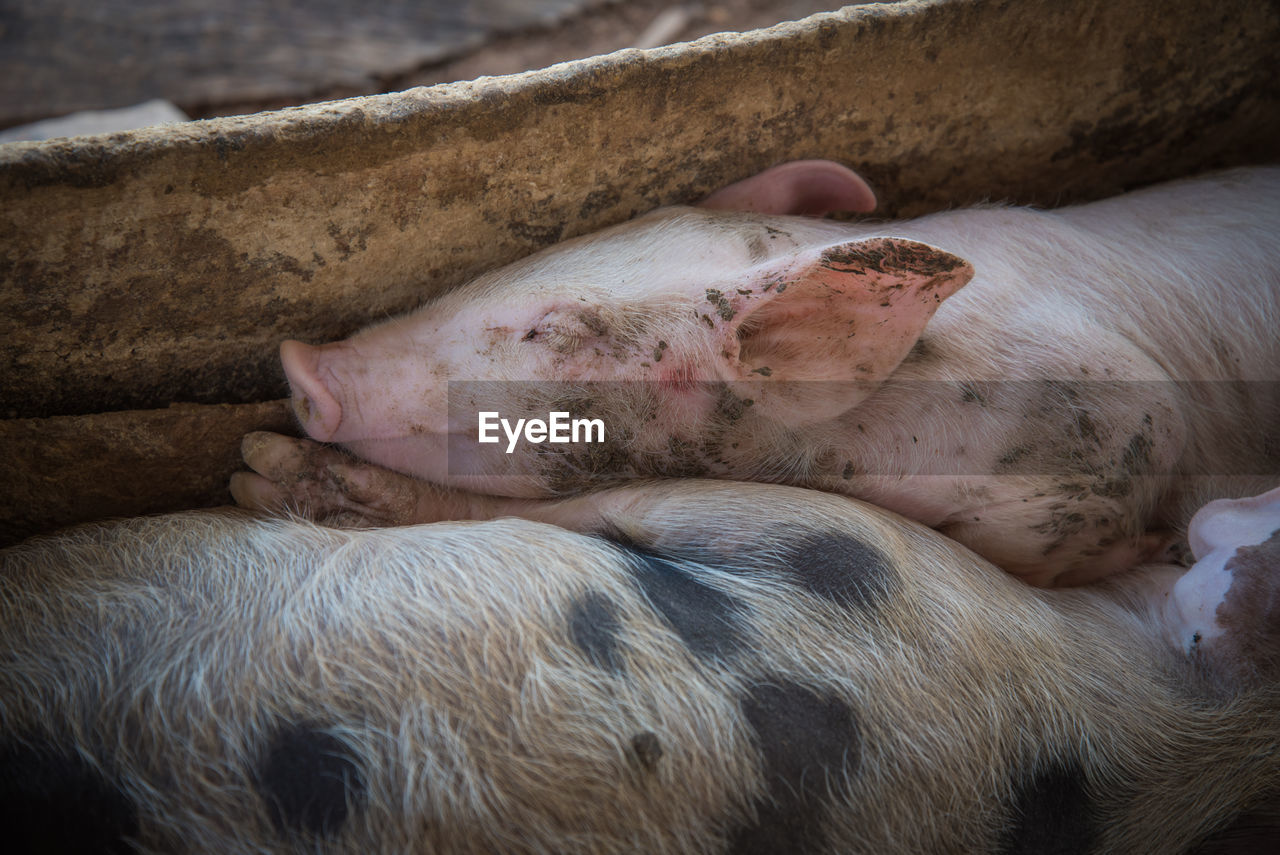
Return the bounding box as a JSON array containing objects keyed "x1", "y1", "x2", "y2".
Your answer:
[{"x1": 232, "y1": 432, "x2": 425, "y2": 527}]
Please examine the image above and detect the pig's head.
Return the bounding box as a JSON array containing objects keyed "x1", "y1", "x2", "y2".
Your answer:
[{"x1": 281, "y1": 161, "x2": 974, "y2": 495}]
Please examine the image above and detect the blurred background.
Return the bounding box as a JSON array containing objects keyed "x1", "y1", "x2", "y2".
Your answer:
[{"x1": 0, "y1": 0, "x2": 853, "y2": 141}]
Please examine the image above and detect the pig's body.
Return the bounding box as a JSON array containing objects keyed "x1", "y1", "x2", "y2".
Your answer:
[
  {"x1": 240, "y1": 166, "x2": 1279, "y2": 586},
  {"x1": 801, "y1": 170, "x2": 1280, "y2": 583},
  {"x1": 3, "y1": 481, "x2": 1278, "y2": 853}
]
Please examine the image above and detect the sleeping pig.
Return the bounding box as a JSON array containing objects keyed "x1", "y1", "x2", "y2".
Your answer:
[
  {"x1": 232, "y1": 162, "x2": 1280, "y2": 586},
  {"x1": 3, "y1": 479, "x2": 1277, "y2": 853}
]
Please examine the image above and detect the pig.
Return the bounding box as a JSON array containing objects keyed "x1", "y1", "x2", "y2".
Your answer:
[
  {"x1": 2, "y1": 479, "x2": 1277, "y2": 853},
  {"x1": 231, "y1": 161, "x2": 1280, "y2": 587}
]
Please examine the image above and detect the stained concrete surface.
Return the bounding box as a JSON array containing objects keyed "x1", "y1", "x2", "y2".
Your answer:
[
  {"x1": 1, "y1": 0, "x2": 608, "y2": 128},
  {"x1": 1, "y1": 0, "x2": 850, "y2": 128}
]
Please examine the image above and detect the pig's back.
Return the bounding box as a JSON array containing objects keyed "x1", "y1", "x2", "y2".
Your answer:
[
  {"x1": 891, "y1": 167, "x2": 1278, "y2": 384},
  {"x1": 1054, "y1": 166, "x2": 1280, "y2": 382}
]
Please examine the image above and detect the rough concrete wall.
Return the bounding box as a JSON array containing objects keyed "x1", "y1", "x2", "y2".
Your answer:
[
  {"x1": 0, "y1": 403, "x2": 293, "y2": 545},
  {"x1": 3, "y1": 0, "x2": 1279, "y2": 543}
]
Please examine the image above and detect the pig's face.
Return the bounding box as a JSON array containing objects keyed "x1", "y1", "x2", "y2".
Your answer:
[{"x1": 283, "y1": 168, "x2": 973, "y2": 496}]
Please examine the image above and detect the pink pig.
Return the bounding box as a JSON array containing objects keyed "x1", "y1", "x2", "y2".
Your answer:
[{"x1": 233, "y1": 161, "x2": 1279, "y2": 587}]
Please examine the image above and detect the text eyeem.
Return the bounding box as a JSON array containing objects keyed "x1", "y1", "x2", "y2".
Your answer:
[{"x1": 478, "y1": 411, "x2": 606, "y2": 453}]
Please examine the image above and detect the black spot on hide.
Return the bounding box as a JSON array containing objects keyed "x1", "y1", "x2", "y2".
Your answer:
[
  {"x1": 568, "y1": 591, "x2": 625, "y2": 674},
  {"x1": 779, "y1": 531, "x2": 895, "y2": 613},
  {"x1": 629, "y1": 732, "x2": 664, "y2": 772},
  {"x1": 727, "y1": 681, "x2": 860, "y2": 855},
  {"x1": 997, "y1": 761, "x2": 1096, "y2": 855},
  {"x1": 257, "y1": 723, "x2": 363, "y2": 838},
  {"x1": 610, "y1": 538, "x2": 746, "y2": 663},
  {"x1": 0, "y1": 738, "x2": 139, "y2": 853}
]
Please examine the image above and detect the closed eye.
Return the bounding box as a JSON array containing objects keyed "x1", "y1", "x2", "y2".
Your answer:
[
  {"x1": 544, "y1": 329, "x2": 582, "y2": 353},
  {"x1": 522, "y1": 328, "x2": 539, "y2": 341}
]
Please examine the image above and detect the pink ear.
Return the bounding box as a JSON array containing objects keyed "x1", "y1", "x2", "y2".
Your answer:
[
  {"x1": 698, "y1": 160, "x2": 877, "y2": 217},
  {"x1": 1188, "y1": 485, "x2": 1280, "y2": 560},
  {"x1": 716, "y1": 237, "x2": 973, "y2": 427}
]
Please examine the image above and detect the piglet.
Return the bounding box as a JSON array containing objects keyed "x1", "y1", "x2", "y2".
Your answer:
[
  {"x1": 3, "y1": 480, "x2": 1278, "y2": 852},
  {"x1": 234, "y1": 162, "x2": 1280, "y2": 585}
]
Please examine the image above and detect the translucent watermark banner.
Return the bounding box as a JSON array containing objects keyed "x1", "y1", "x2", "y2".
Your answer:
[{"x1": 439, "y1": 379, "x2": 1280, "y2": 484}]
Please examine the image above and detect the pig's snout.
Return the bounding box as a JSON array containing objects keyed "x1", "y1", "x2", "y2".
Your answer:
[{"x1": 280, "y1": 339, "x2": 344, "y2": 442}]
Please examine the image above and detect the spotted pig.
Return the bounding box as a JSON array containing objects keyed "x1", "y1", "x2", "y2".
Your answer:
[
  {"x1": 3, "y1": 480, "x2": 1277, "y2": 853},
  {"x1": 233, "y1": 162, "x2": 1280, "y2": 586}
]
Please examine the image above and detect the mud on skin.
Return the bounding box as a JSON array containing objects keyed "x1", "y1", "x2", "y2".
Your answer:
[{"x1": 531, "y1": 382, "x2": 762, "y2": 494}]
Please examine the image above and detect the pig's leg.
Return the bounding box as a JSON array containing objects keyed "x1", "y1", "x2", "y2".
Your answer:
[
  {"x1": 232, "y1": 433, "x2": 735, "y2": 547},
  {"x1": 232, "y1": 432, "x2": 488, "y2": 526},
  {"x1": 234, "y1": 431, "x2": 578, "y2": 527},
  {"x1": 234, "y1": 431, "x2": 672, "y2": 535},
  {"x1": 934, "y1": 482, "x2": 1178, "y2": 588}
]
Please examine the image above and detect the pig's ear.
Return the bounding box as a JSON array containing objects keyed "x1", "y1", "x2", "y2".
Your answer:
[
  {"x1": 698, "y1": 160, "x2": 877, "y2": 217},
  {"x1": 720, "y1": 237, "x2": 973, "y2": 427},
  {"x1": 1187, "y1": 485, "x2": 1280, "y2": 560}
]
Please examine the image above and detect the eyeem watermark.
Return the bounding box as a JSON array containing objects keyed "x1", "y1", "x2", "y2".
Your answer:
[
  {"x1": 478, "y1": 411, "x2": 605, "y2": 453},
  {"x1": 450, "y1": 379, "x2": 1280, "y2": 477}
]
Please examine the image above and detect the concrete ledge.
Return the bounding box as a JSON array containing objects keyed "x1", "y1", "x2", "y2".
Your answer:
[{"x1": 0, "y1": 401, "x2": 294, "y2": 545}]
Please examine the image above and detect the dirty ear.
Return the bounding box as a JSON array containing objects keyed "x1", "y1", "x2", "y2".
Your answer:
[
  {"x1": 720, "y1": 238, "x2": 973, "y2": 427},
  {"x1": 698, "y1": 160, "x2": 877, "y2": 217}
]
